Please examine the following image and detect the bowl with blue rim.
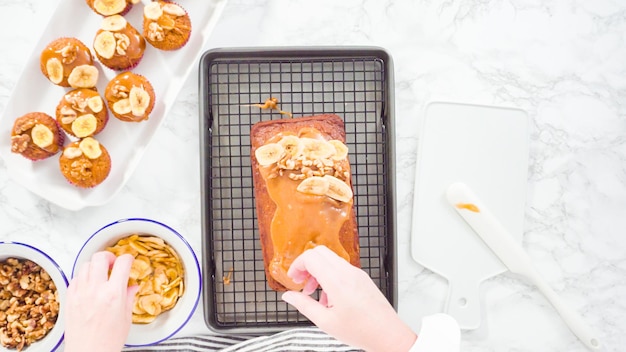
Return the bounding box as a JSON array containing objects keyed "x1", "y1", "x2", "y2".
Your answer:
[
  {"x1": 0, "y1": 241, "x2": 68, "y2": 352},
  {"x1": 73, "y1": 218, "x2": 201, "y2": 347}
]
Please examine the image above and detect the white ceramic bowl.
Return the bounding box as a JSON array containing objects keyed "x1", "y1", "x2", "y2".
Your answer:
[
  {"x1": 72, "y1": 218, "x2": 201, "y2": 347},
  {"x1": 0, "y1": 242, "x2": 68, "y2": 352}
]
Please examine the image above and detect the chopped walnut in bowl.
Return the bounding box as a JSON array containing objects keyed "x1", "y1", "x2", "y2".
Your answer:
[{"x1": 0, "y1": 242, "x2": 68, "y2": 352}]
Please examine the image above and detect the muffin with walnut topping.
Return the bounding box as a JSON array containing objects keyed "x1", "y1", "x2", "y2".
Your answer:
[
  {"x1": 40, "y1": 37, "x2": 98, "y2": 88},
  {"x1": 93, "y1": 15, "x2": 146, "y2": 71},
  {"x1": 59, "y1": 137, "x2": 111, "y2": 188},
  {"x1": 143, "y1": 1, "x2": 192, "y2": 51},
  {"x1": 104, "y1": 72, "x2": 155, "y2": 122},
  {"x1": 11, "y1": 112, "x2": 64, "y2": 161},
  {"x1": 56, "y1": 89, "x2": 109, "y2": 138}
]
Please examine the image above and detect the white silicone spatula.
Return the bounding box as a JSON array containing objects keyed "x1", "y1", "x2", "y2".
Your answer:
[{"x1": 446, "y1": 182, "x2": 601, "y2": 350}]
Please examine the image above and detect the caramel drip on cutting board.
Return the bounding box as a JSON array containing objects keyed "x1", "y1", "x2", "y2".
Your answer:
[{"x1": 259, "y1": 132, "x2": 351, "y2": 290}]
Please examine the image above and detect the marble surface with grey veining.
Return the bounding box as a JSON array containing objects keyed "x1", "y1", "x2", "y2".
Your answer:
[{"x1": 1, "y1": 0, "x2": 624, "y2": 351}]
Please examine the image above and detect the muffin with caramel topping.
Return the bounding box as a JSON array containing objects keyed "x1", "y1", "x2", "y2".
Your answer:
[
  {"x1": 56, "y1": 89, "x2": 109, "y2": 138},
  {"x1": 104, "y1": 72, "x2": 155, "y2": 122},
  {"x1": 59, "y1": 137, "x2": 111, "y2": 188},
  {"x1": 40, "y1": 37, "x2": 99, "y2": 88},
  {"x1": 143, "y1": 1, "x2": 192, "y2": 51},
  {"x1": 93, "y1": 15, "x2": 146, "y2": 71},
  {"x1": 86, "y1": 0, "x2": 140, "y2": 16},
  {"x1": 11, "y1": 112, "x2": 64, "y2": 161}
]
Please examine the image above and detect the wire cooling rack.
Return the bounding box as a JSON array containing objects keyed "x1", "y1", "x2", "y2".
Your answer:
[{"x1": 199, "y1": 47, "x2": 396, "y2": 334}]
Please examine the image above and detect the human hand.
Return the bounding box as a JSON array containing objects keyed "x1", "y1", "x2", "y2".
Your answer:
[
  {"x1": 281, "y1": 245, "x2": 417, "y2": 352},
  {"x1": 64, "y1": 251, "x2": 138, "y2": 352}
]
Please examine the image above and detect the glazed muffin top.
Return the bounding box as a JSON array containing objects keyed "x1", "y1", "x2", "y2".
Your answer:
[
  {"x1": 104, "y1": 71, "x2": 155, "y2": 122},
  {"x1": 56, "y1": 88, "x2": 108, "y2": 138},
  {"x1": 93, "y1": 15, "x2": 146, "y2": 70},
  {"x1": 40, "y1": 37, "x2": 98, "y2": 88}
]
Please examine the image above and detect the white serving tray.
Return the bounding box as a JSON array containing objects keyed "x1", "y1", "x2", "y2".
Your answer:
[
  {"x1": 0, "y1": 0, "x2": 227, "y2": 211},
  {"x1": 411, "y1": 102, "x2": 529, "y2": 329}
]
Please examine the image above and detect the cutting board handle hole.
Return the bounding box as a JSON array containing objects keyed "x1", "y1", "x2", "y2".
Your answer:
[{"x1": 457, "y1": 297, "x2": 468, "y2": 307}]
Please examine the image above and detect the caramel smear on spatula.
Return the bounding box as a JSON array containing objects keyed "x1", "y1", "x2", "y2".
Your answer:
[
  {"x1": 250, "y1": 97, "x2": 293, "y2": 118},
  {"x1": 456, "y1": 203, "x2": 480, "y2": 212}
]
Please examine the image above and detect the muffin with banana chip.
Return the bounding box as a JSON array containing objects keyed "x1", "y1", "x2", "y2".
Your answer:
[
  {"x1": 11, "y1": 112, "x2": 65, "y2": 161},
  {"x1": 40, "y1": 37, "x2": 99, "y2": 88},
  {"x1": 56, "y1": 89, "x2": 108, "y2": 138},
  {"x1": 143, "y1": 1, "x2": 192, "y2": 51},
  {"x1": 93, "y1": 15, "x2": 146, "y2": 71},
  {"x1": 59, "y1": 137, "x2": 111, "y2": 188},
  {"x1": 86, "y1": 0, "x2": 140, "y2": 16},
  {"x1": 104, "y1": 71, "x2": 155, "y2": 122}
]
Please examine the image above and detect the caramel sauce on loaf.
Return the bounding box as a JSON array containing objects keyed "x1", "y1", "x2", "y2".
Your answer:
[{"x1": 251, "y1": 114, "x2": 360, "y2": 291}]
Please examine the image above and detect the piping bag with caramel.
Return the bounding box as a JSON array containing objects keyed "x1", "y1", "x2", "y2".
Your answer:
[{"x1": 250, "y1": 114, "x2": 360, "y2": 291}]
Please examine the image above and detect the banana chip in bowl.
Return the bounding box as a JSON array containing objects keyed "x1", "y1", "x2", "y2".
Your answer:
[
  {"x1": 106, "y1": 234, "x2": 185, "y2": 324},
  {"x1": 73, "y1": 218, "x2": 201, "y2": 347}
]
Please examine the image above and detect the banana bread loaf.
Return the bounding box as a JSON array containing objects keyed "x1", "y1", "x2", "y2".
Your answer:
[{"x1": 250, "y1": 114, "x2": 360, "y2": 291}]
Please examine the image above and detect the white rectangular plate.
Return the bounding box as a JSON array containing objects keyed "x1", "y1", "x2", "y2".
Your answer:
[{"x1": 0, "y1": 0, "x2": 227, "y2": 211}]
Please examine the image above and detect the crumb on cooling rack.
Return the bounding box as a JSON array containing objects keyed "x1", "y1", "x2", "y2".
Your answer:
[{"x1": 222, "y1": 267, "x2": 233, "y2": 285}]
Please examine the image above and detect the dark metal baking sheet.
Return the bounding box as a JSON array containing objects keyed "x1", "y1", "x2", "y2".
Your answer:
[{"x1": 199, "y1": 46, "x2": 397, "y2": 334}]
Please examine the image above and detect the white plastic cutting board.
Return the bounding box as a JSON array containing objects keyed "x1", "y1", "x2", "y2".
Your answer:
[{"x1": 411, "y1": 102, "x2": 529, "y2": 329}]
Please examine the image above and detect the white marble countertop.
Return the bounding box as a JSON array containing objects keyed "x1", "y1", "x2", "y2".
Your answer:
[{"x1": 1, "y1": 0, "x2": 624, "y2": 351}]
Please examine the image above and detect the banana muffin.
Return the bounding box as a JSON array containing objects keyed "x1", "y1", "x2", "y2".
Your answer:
[
  {"x1": 40, "y1": 37, "x2": 98, "y2": 88},
  {"x1": 93, "y1": 15, "x2": 146, "y2": 71},
  {"x1": 56, "y1": 89, "x2": 109, "y2": 138},
  {"x1": 59, "y1": 137, "x2": 111, "y2": 188},
  {"x1": 104, "y1": 72, "x2": 155, "y2": 122},
  {"x1": 10, "y1": 112, "x2": 65, "y2": 161},
  {"x1": 143, "y1": 1, "x2": 192, "y2": 51}
]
